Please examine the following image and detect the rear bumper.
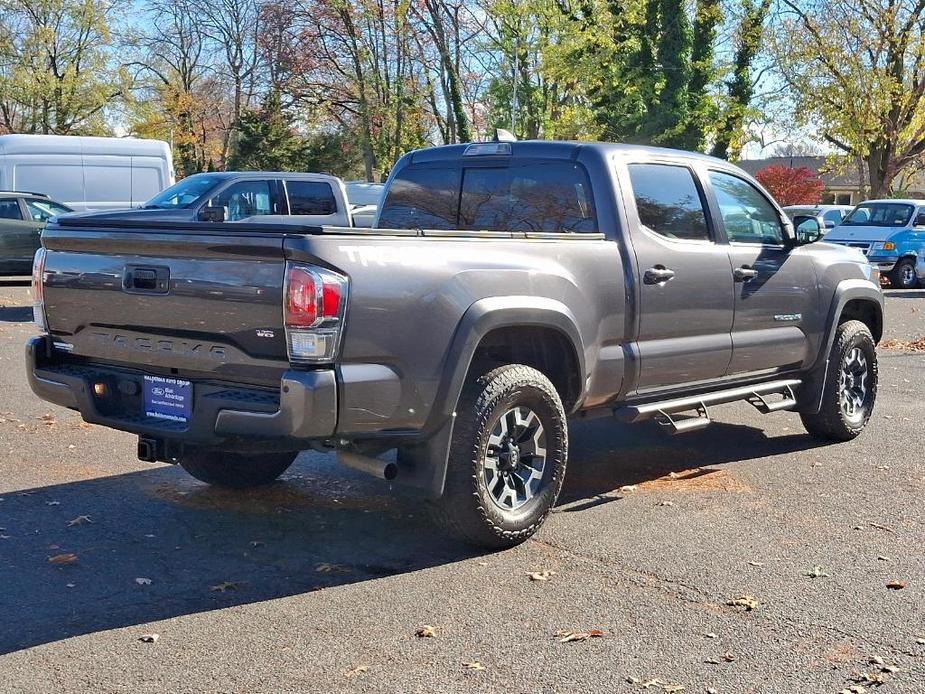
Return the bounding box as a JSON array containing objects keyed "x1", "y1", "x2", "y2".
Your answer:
[{"x1": 26, "y1": 335, "x2": 337, "y2": 447}]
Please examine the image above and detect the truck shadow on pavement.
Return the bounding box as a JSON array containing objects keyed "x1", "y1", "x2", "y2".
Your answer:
[
  {"x1": 0, "y1": 418, "x2": 825, "y2": 655},
  {"x1": 0, "y1": 306, "x2": 32, "y2": 322}
]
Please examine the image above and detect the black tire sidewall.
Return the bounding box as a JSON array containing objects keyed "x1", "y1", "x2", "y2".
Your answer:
[
  {"x1": 826, "y1": 322, "x2": 877, "y2": 435},
  {"x1": 471, "y1": 379, "x2": 567, "y2": 531},
  {"x1": 180, "y1": 449, "x2": 297, "y2": 488},
  {"x1": 891, "y1": 259, "x2": 918, "y2": 289}
]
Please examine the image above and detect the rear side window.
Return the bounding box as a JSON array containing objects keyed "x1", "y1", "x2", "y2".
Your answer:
[
  {"x1": 459, "y1": 163, "x2": 597, "y2": 232},
  {"x1": 0, "y1": 199, "x2": 22, "y2": 220},
  {"x1": 628, "y1": 163, "x2": 710, "y2": 241},
  {"x1": 286, "y1": 180, "x2": 337, "y2": 215},
  {"x1": 378, "y1": 167, "x2": 461, "y2": 229}
]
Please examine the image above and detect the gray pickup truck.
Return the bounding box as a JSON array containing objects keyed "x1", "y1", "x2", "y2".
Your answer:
[{"x1": 27, "y1": 140, "x2": 883, "y2": 548}]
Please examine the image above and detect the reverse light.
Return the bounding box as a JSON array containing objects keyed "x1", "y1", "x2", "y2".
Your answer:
[
  {"x1": 31, "y1": 248, "x2": 47, "y2": 331},
  {"x1": 284, "y1": 263, "x2": 347, "y2": 363}
]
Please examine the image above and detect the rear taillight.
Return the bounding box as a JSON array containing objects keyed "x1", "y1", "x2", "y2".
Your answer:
[
  {"x1": 32, "y1": 248, "x2": 47, "y2": 331},
  {"x1": 284, "y1": 263, "x2": 348, "y2": 363}
]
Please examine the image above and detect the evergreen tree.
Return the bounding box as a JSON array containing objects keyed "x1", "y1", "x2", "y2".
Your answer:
[{"x1": 227, "y1": 91, "x2": 306, "y2": 171}]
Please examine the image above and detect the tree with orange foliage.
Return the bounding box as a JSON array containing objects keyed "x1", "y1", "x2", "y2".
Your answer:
[{"x1": 754, "y1": 165, "x2": 824, "y2": 206}]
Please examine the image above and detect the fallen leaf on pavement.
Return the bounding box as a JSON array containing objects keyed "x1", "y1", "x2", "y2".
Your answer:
[
  {"x1": 556, "y1": 629, "x2": 606, "y2": 643},
  {"x1": 619, "y1": 485, "x2": 637, "y2": 492},
  {"x1": 67, "y1": 515, "x2": 92, "y2": 527},
  {"x1": 640, "y1": 679, "x2": 665, "y2": 689},
  {"x1": 705, "y1": 632, "x2": 717, "y2": 639},
  {"x1": 315, "y1": 562, "x2": 351, "y2": 574},
  {"x1": 344, "y1": 665, "x2": 368, "y2": 678},
  {"x1": 723, "y1": 651, "x2": 736, "y2": 662},
  {"x1": 877, "y1": 556, "x2": 890, "y2": 562},
  {"x1": 727, "y1": 595, "x2": 759, "y2": 611},
  {"x1": 663, "y1": 685, "x2": 685, "y2": 693},
  {"x1": 747, "y1": 561, "x2": 764, "y2": 567},
  {"x1": 48, "y1": 553, "x2": 77, "y2": 565},
  {"x1": 135, "y1": 577, "x2": 152, "y2": 586},
  {"x1": 658, "y1": 500, "x2": 674, "y2": 507},
  {"x1": 528, "y1": 570, "x2": 556, "y2": 582},
  {"x1": 704, "y1": 657, "x2": 720, "y2": 665},
  {"x1": 416, "y1": 625, "x2": 436, "y2": 638},
  {"x1": 463, "y1": 661, "x2": 485, "y2": 671},
  {"x1": 917, "y1": 637, "x2": 925, "y2": 645},
  {"x1": 855, "y1": 671, "x2": 887, "y2": 685},
  {"x1": 886, "y1": 581, "x2": 906, "y2": 590},
  {"x1": 210, "y1": 581, "x2": 243, "y2": 592},
  {"x1": 805, "y1": 565, "x2": 830, "y2": 578},
  {"x1": 138, "y1": 633, "x2": 159, "y2": 643}
]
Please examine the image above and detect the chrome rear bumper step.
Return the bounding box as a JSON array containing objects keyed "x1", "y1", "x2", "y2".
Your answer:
[{"x1": 615, "y1": 378, "x2": 801, "y2": 434}]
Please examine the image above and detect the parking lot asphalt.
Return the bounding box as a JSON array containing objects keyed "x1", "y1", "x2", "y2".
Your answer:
[{"x1": 1, "y1": 280, "x2": 924, "y2": 693}]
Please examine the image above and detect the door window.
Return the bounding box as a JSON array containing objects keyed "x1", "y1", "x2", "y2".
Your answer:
[
  {"x1": 285, "y1": 180, "x2": 337, "y2": 215},
  {"x1": 710, "y1": 171, "x2": 785, "y2": 245},
  {"x1": 627, "y1": 164, "x2": 710, "y2": 241},
  {"x1": 210, "y1": 180, "x2": 273, "y2": 221},
  {"x1": 25, "y1": 199, "x2": 72, "y2": 222},
  {"x1": 0, "y1": 199, "x2": 23, "y2": 220}
]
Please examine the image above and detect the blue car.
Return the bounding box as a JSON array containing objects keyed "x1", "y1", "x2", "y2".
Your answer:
[{"x1": 824, "y1": 199, "x2": 925, "y2": 289}]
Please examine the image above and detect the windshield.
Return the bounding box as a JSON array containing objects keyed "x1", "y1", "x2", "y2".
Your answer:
[
  {"x1": 841, "y1": 202, "x2": 914, "y2": 227},
  {"x1": 143, "y1": 174, "x2": 225, "y2": 209}
]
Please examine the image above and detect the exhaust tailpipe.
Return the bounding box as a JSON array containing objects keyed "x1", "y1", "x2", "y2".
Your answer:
[{"x1": 337, "y1": 450, "x2": 398, "y2": 481}]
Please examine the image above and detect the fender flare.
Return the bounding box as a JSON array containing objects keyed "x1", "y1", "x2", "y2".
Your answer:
[
  {"x1": 799, "y1": 280, "x2": 883, "y2": 414},
  {"x1": 399, "y1": 296, "x2": 586, "y2": 499}
]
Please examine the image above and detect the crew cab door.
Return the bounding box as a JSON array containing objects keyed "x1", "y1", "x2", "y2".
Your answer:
[
  {"x1": 621, "y1": 162, "x2": 735, "y2": 391},
  {"x1": 0, "y1": 197, "x2": 38, "y2": 270},
  {"x1": 706, "y1": 170, "x2": 813, "y2": 375}
]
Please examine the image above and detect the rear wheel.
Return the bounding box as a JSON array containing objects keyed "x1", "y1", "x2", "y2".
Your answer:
[
  {"x1": 179, "y1": 449, "x2": 298, "y2": 488},
  {"x1": 800, "y1": 320, "x2": 877, "y2": 441},
  {"x1": 429, "y1": 364, "x2": 568, "y2": 549},
  {"x1": 889, "y1": 258, "x2": 918, "y2": 289}
]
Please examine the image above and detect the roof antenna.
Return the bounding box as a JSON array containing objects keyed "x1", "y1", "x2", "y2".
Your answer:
[{"x1": 493, "y1": 129, "x2": 517, "y2": 143}]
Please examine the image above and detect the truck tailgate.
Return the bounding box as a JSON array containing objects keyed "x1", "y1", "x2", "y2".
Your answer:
[{"x1": 41, "y1": 224, "x2": 290, "y2": 386}]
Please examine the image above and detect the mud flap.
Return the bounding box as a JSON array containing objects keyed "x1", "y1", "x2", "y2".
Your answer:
[
  {"x1": 396, "y1": 414, "x2": 456, "y2": 499},
  {"x1": 796, "y1": 358, "x2": 828, "y2": 414}
]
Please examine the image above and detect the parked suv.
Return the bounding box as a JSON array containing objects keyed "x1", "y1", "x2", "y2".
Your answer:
[
  {"x1": 27, "y1": 139, "x2": 883, "y2": 548},
  {"x1": 824, "y1": 199, "x2": 925, "y2": 288},
  {"x1": 782, "y1": 204, "x2": 852, "y2": 233},
  {"x1": 0, "y1": 191, "x2": 71, "y2": 274}
]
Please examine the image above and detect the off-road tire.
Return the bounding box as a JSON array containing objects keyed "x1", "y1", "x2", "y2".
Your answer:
[
  {"x1": 800, "y1": 320, "x2": 877, "y2": 441},
  {"x1": 180, "y1": 449, "x2": 298, "y2": 488},
  {"x1": 429, "y1": 364, "x2": 568, "y2": 549},
  {"x1": 889, "y1": 258, "x2": 918, "y2": 289}
]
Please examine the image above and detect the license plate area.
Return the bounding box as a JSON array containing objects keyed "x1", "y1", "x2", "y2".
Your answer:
[{"x1": 143, "y1": 375, "x2": 192, "y2": 423}]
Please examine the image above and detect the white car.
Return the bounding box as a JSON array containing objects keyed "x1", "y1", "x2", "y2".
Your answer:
[
  {"x1": 782, "y1": 204, "x2": 853, "y2": 232},
  {"x1": 345, "y1": 181, "x2": 384, "y2": 228}
]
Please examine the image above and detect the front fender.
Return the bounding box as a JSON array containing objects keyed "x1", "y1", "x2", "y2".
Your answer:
[{"x1": 798, "y1": 279, "x2": 883, "y2": 414}]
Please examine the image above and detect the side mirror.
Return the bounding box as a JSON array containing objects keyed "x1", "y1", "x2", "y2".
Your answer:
[
  {"x1": 792, "y1": 214, "x2": 823, "y2": 244},
  {"x1": 914, "y1": 212, "x2": 925, "y2": 227},
  {"x1": 197, "y1": 205, "x2": 225, "y2": 222},
  {"x1": 824, "y1": 219, "x2": 836, "y2": 229}
]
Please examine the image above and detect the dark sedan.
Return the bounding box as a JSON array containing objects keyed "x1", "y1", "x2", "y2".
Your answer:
[{"x1": 0, "y1": 192, "x2": 72, "y2": 274}]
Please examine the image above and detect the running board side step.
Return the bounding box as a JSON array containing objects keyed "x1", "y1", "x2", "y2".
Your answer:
[{"x1": 614, "y1": 378, "x2": 801, "y2": 434}]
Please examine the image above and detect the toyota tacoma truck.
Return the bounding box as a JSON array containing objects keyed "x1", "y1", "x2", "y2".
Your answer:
[{"x1": 26, "y1": 139, "x2": 884, "y2": 549}]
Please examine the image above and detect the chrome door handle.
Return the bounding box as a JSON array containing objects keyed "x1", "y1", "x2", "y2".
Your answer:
[
  {"x1": 643, "y1": 266, "x2": 676, "y2": 284},
  {"x1": 734, "y1": 266, "x2": 758, "y2": 282}
]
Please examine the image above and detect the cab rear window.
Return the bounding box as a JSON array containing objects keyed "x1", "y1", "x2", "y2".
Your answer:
[{"x1": 378, "y1": 161, "x2": 597, "y2": 232}]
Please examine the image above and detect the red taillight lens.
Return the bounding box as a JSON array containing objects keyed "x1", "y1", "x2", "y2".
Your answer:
[
  {"x1": 286, "y1": 266, "x2": 319, "y2": 327},
  {"x1": 32, "y1": 247, "x2": 46, "y2": 303},
  {"x1": 284, "y1": 263, "x2": 347, "y2": 363}
]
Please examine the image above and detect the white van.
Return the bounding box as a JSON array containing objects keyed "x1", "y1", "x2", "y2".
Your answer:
[{"x1": 0, "y1": 134, "x2": 174, "y2": 211}]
